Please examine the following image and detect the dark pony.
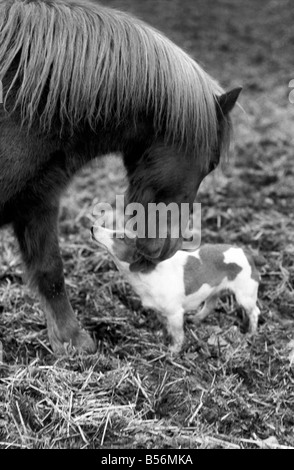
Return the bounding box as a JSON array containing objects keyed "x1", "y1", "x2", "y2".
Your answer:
[{"x1": 0, "y1": 0, "x2": 241, "y2": 353}]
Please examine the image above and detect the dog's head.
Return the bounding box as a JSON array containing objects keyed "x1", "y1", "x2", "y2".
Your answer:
[
  {"x1": 91, "y1": 226, "x2": 157, "y2": 273},
  {"x1": 91, "y1": 225, "x2": 133, "y2": 261}
]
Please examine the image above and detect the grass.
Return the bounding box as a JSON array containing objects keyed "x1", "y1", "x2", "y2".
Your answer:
[{"x1": 1, "y1": 0, "x2": 294, "y2": 449}]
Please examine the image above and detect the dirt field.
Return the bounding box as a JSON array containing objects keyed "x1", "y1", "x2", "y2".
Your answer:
[{"x1": 0, "y1": 0, "x2": 294, "y2": 449}]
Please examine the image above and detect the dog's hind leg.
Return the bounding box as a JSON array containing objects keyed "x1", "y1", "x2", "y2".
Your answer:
[
  {"x1": 13, "y1": 201, "x2": 96, "y2": 354},
  {"x1": 235, "y1": 281, "x2": 260, "y2": 335},
  {"x1": 245, "y1": 304, "x2": 260, "y2": 335}
]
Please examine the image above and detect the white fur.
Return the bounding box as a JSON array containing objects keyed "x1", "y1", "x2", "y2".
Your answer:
[{"x1": 92, "y1": 227, "x2": 261, "y2": 353}]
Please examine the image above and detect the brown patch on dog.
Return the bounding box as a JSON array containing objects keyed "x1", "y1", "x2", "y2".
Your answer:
[{"x1": 184, "y1": 245, "x2": 242, "y2": 296}]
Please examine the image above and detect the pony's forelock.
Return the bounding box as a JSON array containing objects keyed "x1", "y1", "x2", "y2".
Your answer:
[{"x1": 0, "y1": 0, "x2": 225, "y2": 160}]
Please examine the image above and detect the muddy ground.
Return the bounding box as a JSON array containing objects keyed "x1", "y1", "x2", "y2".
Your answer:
[{"x1": 0, "y1": 0, "x2": 294, "y2": 448}]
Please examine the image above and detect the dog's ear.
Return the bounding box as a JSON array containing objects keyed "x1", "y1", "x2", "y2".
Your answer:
[
  {"x1": 112, "y1": 234, "x2": 137, "y2": 263},
  {"x1": 129, "y1": 254, "x2": 157, "y2": 273}
]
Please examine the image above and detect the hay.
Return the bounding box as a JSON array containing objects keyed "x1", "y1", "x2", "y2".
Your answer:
[{"x1": 1, "y1": 0, "x2": 294, "y2": 449}]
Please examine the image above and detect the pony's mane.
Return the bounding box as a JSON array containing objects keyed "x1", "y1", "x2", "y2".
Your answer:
[{"x1": 0, "y1": 0, "x2": 227, "y2": 157}]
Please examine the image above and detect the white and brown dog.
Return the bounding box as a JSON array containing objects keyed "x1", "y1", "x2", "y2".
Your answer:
[{"x1": 91, "y1": 226, "x2": 262, "y2": 353}]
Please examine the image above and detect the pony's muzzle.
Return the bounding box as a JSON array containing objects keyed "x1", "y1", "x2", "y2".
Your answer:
[{"x1": 135, "y1": 235, "x2": 182, "y2": 263}]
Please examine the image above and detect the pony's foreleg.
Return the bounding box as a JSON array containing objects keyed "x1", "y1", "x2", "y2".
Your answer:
[{"x1": 13, "y1": 205, "x2": 96, "y2": 354}]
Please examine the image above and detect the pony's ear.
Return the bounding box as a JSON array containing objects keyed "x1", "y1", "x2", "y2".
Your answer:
[{"x1": 217, "y1": 87, "x2": 242, "y2": 115}]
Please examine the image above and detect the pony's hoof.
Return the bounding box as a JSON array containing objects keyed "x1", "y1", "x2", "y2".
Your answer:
[
  {"x1": 72, "y1": 329, "x2": 97, "y2": 354},
  {"x1": 49, "y1": 328, "x2": 96, "y2": 355}
]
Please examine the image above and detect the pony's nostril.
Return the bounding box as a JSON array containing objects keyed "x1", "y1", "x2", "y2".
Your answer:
[{"x1": 136, "y1": 238, "x2": 163, "y2": 259}]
